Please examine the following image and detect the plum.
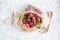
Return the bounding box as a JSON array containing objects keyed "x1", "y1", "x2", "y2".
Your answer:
[
  {"x1": 26, "y1": 18, "x2": 31, "y2": 23},
  {"x1": 36, "y1": 16, "x2": 40, "y2": 22},
  {"x1": 32, "y1": 16, "x2": 36, "y2": 22},
  {"x1": 29, "y1": 12, "x2": 34, "y2": 17},
  {"x1": 29, "y1": 22, "x2": 34, "y2": 28},
  {"x1": 25, "y1": 23, "x2": 30, "y2": 28}
]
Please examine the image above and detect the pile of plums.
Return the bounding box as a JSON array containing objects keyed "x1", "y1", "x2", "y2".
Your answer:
[{"x1": 22, "y1": 12, "x2": 42, "y2": 28}]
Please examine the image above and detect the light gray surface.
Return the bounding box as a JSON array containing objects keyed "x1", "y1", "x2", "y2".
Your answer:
[{"x1": 0, "y1": 0, "x2": 60, "y2": 40}]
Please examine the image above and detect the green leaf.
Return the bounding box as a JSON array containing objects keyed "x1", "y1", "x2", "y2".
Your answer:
[
  {"x1": 37, "y1": 25, "x2": 41, "y2": 29},
  {"x1": 34, "y1": 20, "x2": 40, "y2": 25},
  {"x1": 19, "y1": 14, "x2": 23, "y2": 19},
  {"x1": 23, "y1": 18, "x2": 26, "y2": 22},
  {"x1": 34, "y1": 21, "x2": 37, "y2": 25},
  {"x1": 36, "y1": 20, "x2": 40, "y2": 24},
  {"x1": 28, "y1": 16, "x2": 31, "y2": 18}
]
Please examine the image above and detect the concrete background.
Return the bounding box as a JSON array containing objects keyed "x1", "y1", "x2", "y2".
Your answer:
[{"x1": 0, "y1": 0, "x2": 60, "y2": 40}]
